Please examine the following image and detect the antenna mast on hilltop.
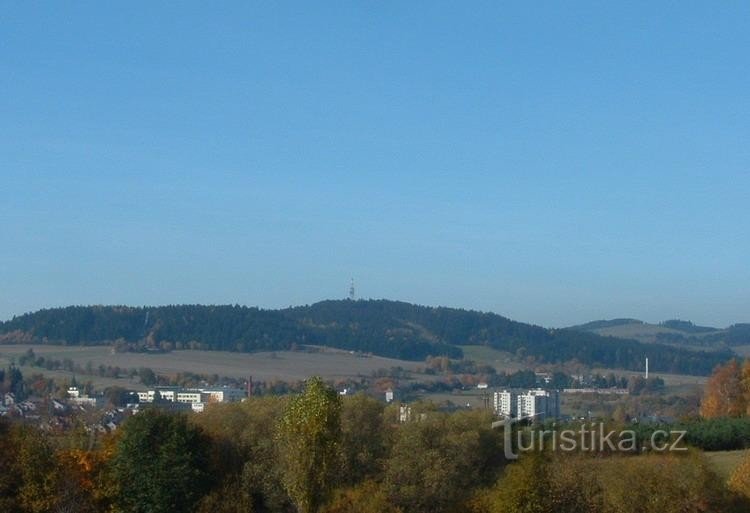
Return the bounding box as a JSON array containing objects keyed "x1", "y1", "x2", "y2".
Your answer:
[{"x1": 349, "y1": 278, "x2": 356, "y2": 301}]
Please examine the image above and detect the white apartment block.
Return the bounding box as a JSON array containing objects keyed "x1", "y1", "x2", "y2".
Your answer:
[
  {"x1": 494, "y1": 388, "x2": 560, "y2": 421},
  {"x1": 518, "y1": 388, "x2": 560, "y2": 421},
  {"x1": 493, "y1": 390, "x2": 518, "y2": 417}
]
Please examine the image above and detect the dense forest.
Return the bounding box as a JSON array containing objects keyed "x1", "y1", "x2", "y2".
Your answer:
[{"x1": 0, "y1": 300, "x2": 733, "y2": 374}]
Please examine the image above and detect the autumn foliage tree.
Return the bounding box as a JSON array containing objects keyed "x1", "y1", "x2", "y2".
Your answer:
[
  {"x1": 729, "y1": 451, "x2": 750, "y2": 500},
  {"x1": 700, "y1": 359, "x2": 750, "y2": 418},
  {"x1": 482, "y1": 451, "x2": 735, "y2": 513}
]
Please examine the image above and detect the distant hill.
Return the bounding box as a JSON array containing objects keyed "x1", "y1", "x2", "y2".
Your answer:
[
  {"x1": 659, "y1": 319, "x2": 717, "y2": 334},
  {"x1": 570, "y1": 319, "x2": 643, "y2": 331},
  {"x1": 0, "y1": 300, "x2": 734, "y2": 375},
  {"x1": 570, "y1": 317, "x2": 750, "y2": 350}
]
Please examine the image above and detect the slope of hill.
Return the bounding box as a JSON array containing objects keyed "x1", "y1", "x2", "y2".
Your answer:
[
  {"x1": 0, "y1": 300, "x2": 734, "y2": 375},
  {"x1": 571, "y1": 318, "x2": 750, "y2": 349}
]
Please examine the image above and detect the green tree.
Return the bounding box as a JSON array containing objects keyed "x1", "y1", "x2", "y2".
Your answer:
[
  {"x1": 110, "y1": 409, "x2": 213, "y2": 513},
  {"x1": 0, "y1": 419, "x2": 22, "y2": 512},
  {"x1": 321, "y1": 480, "x2": 401, "y2": 513},
  {"x1": 340, "y1": 393, "x2": 386, "y2": 485},
  {"x1": 487, "y1": 452, "x2": 552, "y2": 513},
  {"x1": 383, "y1": 410, "x2": 503, "y2": 513},
  {"x1": 192, "y1": 398, "x2": 292, "y2": 512},
  {"x1": 15, "y1": 425, "x2": 61, "y2": 513},
  {"x1": 276, "y1": 377, "x2": 342, "y2": 513}
]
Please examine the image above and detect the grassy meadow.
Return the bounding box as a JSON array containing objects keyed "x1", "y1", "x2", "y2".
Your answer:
[{"x1": 704, "y1": 449, "x2": 750, "y2": 481}]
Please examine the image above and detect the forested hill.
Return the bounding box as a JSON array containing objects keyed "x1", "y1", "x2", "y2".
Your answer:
[
  {"x1": 0, "y1": 303, "x2": 460, "y2": 361},
  {"x1": 0, "y1": 300, "x2": 733, "y2": 375}
]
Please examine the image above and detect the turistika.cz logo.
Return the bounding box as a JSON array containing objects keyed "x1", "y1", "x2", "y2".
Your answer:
[{"x1": 493, "y1": 418, "x2": 688, "y2": 460}]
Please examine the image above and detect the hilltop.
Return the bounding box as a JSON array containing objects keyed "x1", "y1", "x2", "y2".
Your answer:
[{"x1": 0, "y1": 300, "x2": 734, "y2": 375}]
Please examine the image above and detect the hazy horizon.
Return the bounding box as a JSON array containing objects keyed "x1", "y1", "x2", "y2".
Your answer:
[{"x1": 2, "y1": 3, "x2": 748, "y2": 327}]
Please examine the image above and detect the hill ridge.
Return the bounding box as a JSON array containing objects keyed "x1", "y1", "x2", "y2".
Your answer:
[{"x1": 0, "y1": 299, "x2": 735, "y2": 375}]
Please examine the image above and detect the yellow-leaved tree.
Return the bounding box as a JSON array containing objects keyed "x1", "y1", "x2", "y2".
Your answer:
[
  {"x1": 700, "y1": 359, "x2": 748, "y2": 418},
  {"x1": 729, "y1": 451, "x2": 750, "y2": 500}
]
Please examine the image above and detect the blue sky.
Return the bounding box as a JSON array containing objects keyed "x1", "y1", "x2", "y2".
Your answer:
[{"x1": 1, "y1": 2, "x2": 749, "y2": 327}]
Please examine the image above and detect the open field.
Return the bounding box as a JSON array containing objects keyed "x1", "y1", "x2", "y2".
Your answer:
[
  {"x1": 734, "y1": 345, "x2": 750, "y2": 357},
  {"x1": 460, "y1": 345, "x2": 523, "y2": 371},
  {"x1": 704, "y1": 449, "x2": 749, "y2": 481},
  {"x1": 419, "y1": 389, "x2": 493, "y2": 409},
  {"x1": 11, "y1": 365, "x2": 146, "y2": 390},
  {"x1": 0, "y1": 343, "x2": 711, "y2": 397},
  {"x1": 590, "y1": 366, "x2": 707, "y2": 387},
  {"x1": 591, "y1": 322, "x2": 692, "y2": 343},
  {"x1": 0, "y1": 344, "x2": 424, "y2": 387}
]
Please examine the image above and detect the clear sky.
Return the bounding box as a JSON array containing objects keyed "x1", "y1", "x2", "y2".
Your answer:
[{"x1": 1, "y1": 2, "x2": 749, "y2": 327}]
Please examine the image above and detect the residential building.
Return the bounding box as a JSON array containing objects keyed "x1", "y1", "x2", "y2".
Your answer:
[
  {"x1": 494, "y1": 388, "x2": 560, "y2": 421},
  {"x1": 517, "y1": 388, "x2": 560, "y2": 421},
  {"x1": 493, "y1": 390, "x2": 518, "y2": 417}
]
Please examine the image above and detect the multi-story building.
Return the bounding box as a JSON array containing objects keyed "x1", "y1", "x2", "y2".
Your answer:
[
  {"x1": 493, "y1": 390, "x2": 518, "y2": 417},
  {"x1": 517, "y1": 388, "x2": 560, "y2": 421},
  {"x1": 494, "y1": 388, "x2": 560, "y2": 421},
  {"x1": 137, "y1": 387, "x2": 181, "y2": 403}
]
